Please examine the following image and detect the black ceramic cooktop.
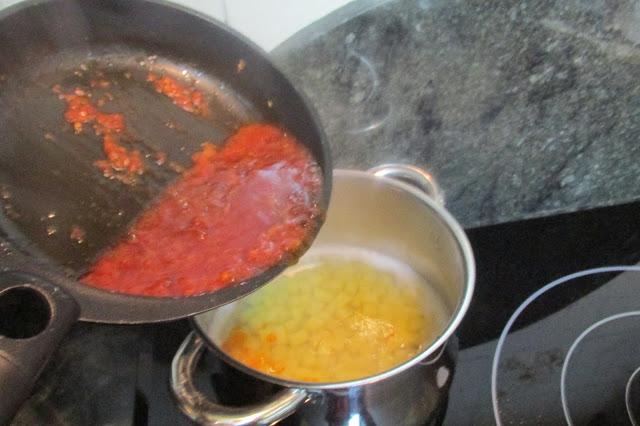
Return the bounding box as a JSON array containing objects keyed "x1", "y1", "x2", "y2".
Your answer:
[
  {"x1": 447, "y1": 201, "x2": 640, "y2": 425},
  {"x1": 129, "y1": 201, "x2": 640, "y2": 426},
  {"x1": 11, "y1": 201, "x2": 640, "y2": 425}
]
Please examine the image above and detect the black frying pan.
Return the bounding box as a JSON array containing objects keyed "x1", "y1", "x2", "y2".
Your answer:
[{"x1": 0, "y1": 0, "x2": 331, "y2": 422}]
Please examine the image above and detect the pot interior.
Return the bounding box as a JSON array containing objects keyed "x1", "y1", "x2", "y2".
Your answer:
[{"x1": 193, "y1": 169, "x2": 473, "y2": 385}]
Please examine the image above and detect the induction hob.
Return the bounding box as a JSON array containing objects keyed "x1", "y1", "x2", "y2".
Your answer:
[{"x1": 11, "y1": 201, "x2": 640, "y2": 426}]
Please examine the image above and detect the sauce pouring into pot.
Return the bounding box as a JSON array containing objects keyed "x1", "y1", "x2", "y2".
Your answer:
[
  {"x1": 172, "y1": 164, "x2": 475, "y2": 426},
  {"x1": 83, "y1": 124, "x2": 323, "y2": 297}
]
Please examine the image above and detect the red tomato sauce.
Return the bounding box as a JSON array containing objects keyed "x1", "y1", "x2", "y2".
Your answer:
[
  {"x1": 93, "y1": 134, "x2": 144, "y2": 182},
  {"x1": 54, "y1": 86, "x2": 144, "y2": 183},
  {"x1": 82, "y1": 124, "x2": 322, "y2": 297},
  {"x1": 147, "y1": 73, "x2": 208, "y2": 115}
]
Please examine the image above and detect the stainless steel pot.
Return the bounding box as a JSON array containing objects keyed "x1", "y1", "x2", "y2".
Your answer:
[{"x1": 170, "y1": 164, "x2": 475, "y2": 425}]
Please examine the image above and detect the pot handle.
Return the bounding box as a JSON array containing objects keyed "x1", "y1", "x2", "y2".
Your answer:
[
  {"x1": 0, "y1": 276, "x2": 79, "y2": 425},
  {"x1": 368, "y1": 164, "x2": 444, "y2": 205},
  {"x1": 171, "y1": 332, "x2": 308, "y2": 425}
]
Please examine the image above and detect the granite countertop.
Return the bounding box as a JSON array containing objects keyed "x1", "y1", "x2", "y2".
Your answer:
[{"x1": 273, "y1": 0, "x2": 640, "y2": 227}]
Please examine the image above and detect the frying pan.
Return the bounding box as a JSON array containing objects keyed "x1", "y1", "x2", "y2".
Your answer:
[{"x1": 0, "y1": 0, "x2": 331, "y2": 422}]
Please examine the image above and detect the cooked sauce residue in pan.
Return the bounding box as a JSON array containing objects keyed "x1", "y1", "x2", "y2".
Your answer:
[
  {"x1": 82, "y1": 124, "x2": 322, "y2": 297},
  {"x1": 147, "y1": 73, "x2": 209, "y2": 115},
  {"x1": 54, "y1": 85, "x2": 145, "y2": 184},
  {"x1": 50, "y1": 70, "x2": 322, "y2": 296}
]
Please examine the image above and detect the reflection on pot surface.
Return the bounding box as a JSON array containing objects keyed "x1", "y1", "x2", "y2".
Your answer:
[{"x1": 217, "y1": 245, "x2": 450, "y2": 383}]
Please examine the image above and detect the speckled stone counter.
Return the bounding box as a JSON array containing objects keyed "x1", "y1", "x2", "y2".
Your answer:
[{"x1": 273, "y1": 0, "x2": 640, "y2": 227}]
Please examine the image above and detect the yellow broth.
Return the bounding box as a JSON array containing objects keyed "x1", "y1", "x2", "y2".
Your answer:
[{"x1": 220, "y1": 250, "x2": 448, "y2": 383}]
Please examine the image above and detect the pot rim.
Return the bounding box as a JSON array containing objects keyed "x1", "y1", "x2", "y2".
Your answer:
[{"x1": 191, "y1": 168, "x2": 475, "y2": 390}]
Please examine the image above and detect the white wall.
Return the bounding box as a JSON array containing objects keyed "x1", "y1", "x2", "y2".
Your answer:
[{"x1": 0, "y1": 0, "x2": 353, "y2": 51}]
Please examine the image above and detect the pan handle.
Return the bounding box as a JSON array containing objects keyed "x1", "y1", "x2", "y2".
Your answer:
[
  {"x1": 368, "y1": 163, "x2": 444, "y2": 206},
  {"x1": 0, "y1": 275, "x2": 79, "y2": 424},
  {"x1": 171, "y1": 332, "x2": 308, "y2": 425}
]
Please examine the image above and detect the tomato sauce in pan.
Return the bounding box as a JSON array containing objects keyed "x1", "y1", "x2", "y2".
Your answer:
[
  {"x1": 82, "y1": 124, "x2": 322, "y2": 297},
  {"x1": 147, "y1": 73, "x2": 209, "y2": 115},
  {"x1": 54, "y1": 86, "x2": 144, "y2": 183}
]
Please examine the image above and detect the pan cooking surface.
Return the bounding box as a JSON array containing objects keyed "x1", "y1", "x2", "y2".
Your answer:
[
  {"x1": 0, "y1": 50, "x2": 262, "y2": 274},
  {"x1": 0, "y1": 0, "x2": 330, "y2": 322}
]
